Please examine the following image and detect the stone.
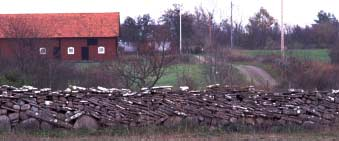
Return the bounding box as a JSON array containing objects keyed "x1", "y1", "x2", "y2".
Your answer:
[
  {"x1": 16, "y1": 118, "x2": 40, "y2": 131},
  {"x1": 19, "y1": 112, "x2": 29, "y2": 121},
  {"x1": 5, "y1": 102, "x2": 13, "y2": 108},
  {"x1": 323, "y1": 113, "x2": 334, "y2": 120},
  {"x1": 20, "y1": 104, "x2": 31, "y2": 111},
  {"x1": 0, "y1": 116, "x2": 11, "y2": 132},
  {"x1": 40, "y1": 121, "x2": 54, "y2": 130},
  {"x1": 57, "y1": 113, "x2": 66, "y2": 120},
  {"x1": 230, "y1": 117, "x2": 237, "y2": 123},
  {"x1": 303, "y1": 121, "x2": 315, "y2": 126},
  {"x1": 163, "y1": 116, "x2": 183, "y2": 127},
  {"x1": 8, "y1": 113, "x2": 19, "y2": 121},
  {"x1": 13, "y1": 105, "x2": 20, "y2": 110},
  {"x1": 198, "y1": 116, "x2": 204, "y2": 121},
  {"x1": 73, "y1": 115, "x2": 99, "y2": 130},
  {"x1": 31, "y1": 106, "x2": 39, "y2": 112},
  {"x1": 0, "y1": 109, "x2": 7, "y2": 115},
  {"x1": 303, "y1": 121, "x2": 316, "y2": 129}
]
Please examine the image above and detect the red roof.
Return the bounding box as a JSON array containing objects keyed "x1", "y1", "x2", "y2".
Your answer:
[{"x1": 0, "y1": 13, "x2": 120, "y2": 38}]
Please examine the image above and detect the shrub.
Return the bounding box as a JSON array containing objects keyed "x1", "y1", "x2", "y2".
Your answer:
[
  {"x1": 176, "y1": 72, "x2": 197, "y2": 89},
  {"x1": 330, "y1": 47, "x2": 339, "y2": 64},
  {"x1": 0, "y1": 72, "x2": 25, "y2": 86},
  {"x1": 281, "y1": 58, "x2": 339, "y2": 90}
]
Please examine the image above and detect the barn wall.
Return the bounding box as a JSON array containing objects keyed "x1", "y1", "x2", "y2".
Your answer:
[
  {"x1": 0, "y1": 38, "x2": 59, "y2": 58},
  {"x1": 89, "y1": 38, "x2": 117, "y2": 61},
  {"x1": 60, "y1": 38, "x2": 85, "y2": 61},
  {"x1": 0, "y1": 37, "x2": 118, "y2": 61},
  {"x1": 0, "y1": 39, "x2": 14, "y2": 58},
  {"x1": 60, "y1": 37, "x2": 117, "y2": 61}
]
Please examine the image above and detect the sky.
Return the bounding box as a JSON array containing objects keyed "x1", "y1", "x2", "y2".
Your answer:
[{"x1": 0, "y1": 0, "x2": 338, "y2": 26}]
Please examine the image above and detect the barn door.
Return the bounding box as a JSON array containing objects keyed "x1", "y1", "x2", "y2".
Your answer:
[
  {"x1": 53, "y1": 47, "x2": 61, "y2": 59},
  {"x1": 81, "y1": 47, "x2": 89, "y2": 60}
]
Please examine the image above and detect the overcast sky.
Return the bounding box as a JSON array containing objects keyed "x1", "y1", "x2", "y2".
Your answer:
[{"x1": 0, "y1": 0, "x2": 338, "y2": 26}]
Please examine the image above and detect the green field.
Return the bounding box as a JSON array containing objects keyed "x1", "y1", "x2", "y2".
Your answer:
[
  {"x1": 242, "y1": 49, "x2": 330, "y2": 62},
  {"x1": 157, "y1": 63, "x2": 247, "y2": 89},
  {"x1": 157, "y1": 64, "x2": 207, "y2": 88}
]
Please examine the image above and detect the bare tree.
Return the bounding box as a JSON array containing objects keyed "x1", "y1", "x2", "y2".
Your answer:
[
  {"x1": 0, "y1": 16, "x2": 64, "y2": 88},
  {"x1": 109, "y1": 24, "x2": 174, "y2": 90},
  {"x1": 0, "y1": 16, "x2": 52, "y2": 74}
]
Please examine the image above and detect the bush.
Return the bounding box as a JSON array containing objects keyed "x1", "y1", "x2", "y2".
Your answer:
[
  {"x1": 330, "y1": 47, "x2": 339, "y2": 64},
  {"x1": 176, "y1": 72, "x2": 197, "y2": 89},
  {"x1": 0, "y1": 72, "x2": 25, "y2": 86},
  {"x1": 281, "y1": 58, "x2": 339, "y2": 90}
]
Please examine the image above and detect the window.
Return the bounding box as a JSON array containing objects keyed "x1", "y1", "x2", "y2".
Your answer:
[
  {"x1": 98, "y1": 46, "x2": 105, "y2": 54},
  {"x1": 87, "y1": 38, "x2": 98, "y2": 45},
  {"x1": 67, "y1": 47, "x2": 75, "y2": 55},
  {"x1": 39, "y1": 47, "x2": 47, "y2": 55}
]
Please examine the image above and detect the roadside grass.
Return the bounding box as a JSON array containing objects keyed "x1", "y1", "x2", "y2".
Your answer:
[{"x1": 241, "y1": 49, "x2": 330, "y2": 62}]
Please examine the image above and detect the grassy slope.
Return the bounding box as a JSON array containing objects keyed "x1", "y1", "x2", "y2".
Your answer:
[{"x1": 242, "y1": 49, "x2": 330, "y2": 62}]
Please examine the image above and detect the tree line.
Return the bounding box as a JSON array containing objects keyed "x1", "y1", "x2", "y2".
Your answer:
[{"x1": 120, "y1": 5, "x2": 339, "y2": 55}]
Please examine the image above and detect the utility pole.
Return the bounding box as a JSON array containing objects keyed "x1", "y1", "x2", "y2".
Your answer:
[
  {"x1": 230, "y1": 1, "x2": 234, "y2": 49},
  {"x1": 209, "y1": 15, "x2": 212, "y2": 48},
  {"x1": 281, "y1": 0, "x2": 285, "y2": 61},
  {"x1": 179, "y1": 5, "x2": 182, "y2": 55}
]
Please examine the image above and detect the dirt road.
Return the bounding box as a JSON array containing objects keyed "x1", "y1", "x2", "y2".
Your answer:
[
  {"x1": 194, "y1": 55, "x2": 278, "y2": 88},
  {"x1": 235, "y1": 65, "x2": 278, "y2": 87}
]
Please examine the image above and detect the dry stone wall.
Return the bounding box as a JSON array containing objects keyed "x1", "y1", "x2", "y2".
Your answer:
[{"x1": 1, "y1": 84, "x2": 339, "y2": 131}]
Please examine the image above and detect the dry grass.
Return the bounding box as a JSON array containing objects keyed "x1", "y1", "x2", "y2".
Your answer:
[
  {"x1": 1, "y1": 124, "x2": 339, "y2": 141},
  {"x1": 1, "y1": 133, "x2": 339, "y2": 141}
]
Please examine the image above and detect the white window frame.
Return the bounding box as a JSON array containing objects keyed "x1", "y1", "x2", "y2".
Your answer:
[
  {"x1": 98, "y1": 46, "x2": 105, "y2": 54},
  {"x1": 39, "y1": 47, "x2": 47, "y2": 55},
  {"x1": 67, "y1": 47, "x2": 75, "y2": 55}
]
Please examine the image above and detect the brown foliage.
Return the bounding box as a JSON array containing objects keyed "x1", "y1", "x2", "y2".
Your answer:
[
  {"x1": 329, "y1": 40, "x2": 339, "y2": 64},
  {"x1": 283, "y1": 59, "x2": 339, "y2": 90}
]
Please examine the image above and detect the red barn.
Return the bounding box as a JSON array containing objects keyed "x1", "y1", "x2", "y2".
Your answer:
[{"x1": 0, "y1": 12, "x2": 120, "y2": 61}]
